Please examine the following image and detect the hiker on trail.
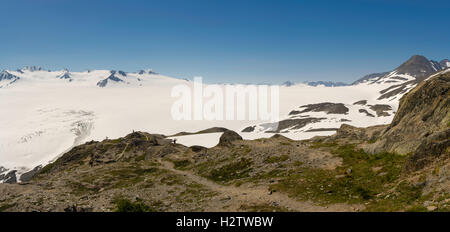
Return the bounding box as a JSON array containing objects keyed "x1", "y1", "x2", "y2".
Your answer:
[{"x1": 173, "y1": 138, "x2": 177, "y2": 144}]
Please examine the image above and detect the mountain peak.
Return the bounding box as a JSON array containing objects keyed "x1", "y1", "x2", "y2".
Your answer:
[{"x1": 395, "y1": 55, "x2": 438, "y2": 80}]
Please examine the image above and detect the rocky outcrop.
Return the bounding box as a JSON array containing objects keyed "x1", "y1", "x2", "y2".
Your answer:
[
  {"x1": 328, "y1": 124, "x2": 386, "y2": 143},
  {"x1": 368, "y1": 104, "x2": 392, "y2": 117},
  {"x1": 19, "y1": 166, "x2": 43, "y2": 182},
  {"x1": 369, "y1": 70, "x2": 450, "y2": 155},
  {"x1": 0, "y1": 171, "x2": 17, "y2": 184},
  {"x1": 35, "y1": 132, "x2": 173, "y2": 176},
  {"x1": 290, "y1": 102, "x2": 349, "y2": 115},
  {"x1": 404, "y1": 128, "x2": 450, "y2": 172},
  {"x1": 261, "y1": 118, "x2": 325, "y2": 133},
  {"x1": 218, "y1": 130, "x2": 243, "y2": 146}
]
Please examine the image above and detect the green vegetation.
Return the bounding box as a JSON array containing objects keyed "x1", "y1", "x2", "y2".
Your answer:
[
  {"x1": 67, "y1": 181, "x2": 99, "y2": 196},
  {"x1": 113, "y1": 198, "x2": 155, "y2": 212},
  {"x1": 172, "y1": 159, "x2": 192, "y2": 170},
  {"x1": 176, "y1": 183, "x2": 217, "y2": 203},
  {"x1": 268, "y1": 143, "x2": 430, "y2": 211},
  {"x1": 265, "y1": 154, "x2": 289, "y2": 163},
  {"x1": 36, "y1": 162, "x2": 56, "y2": 176},
  {"x1": 105, "y1": 166, "x2": 160, "y2": 189},
  {"x1": 207, "y1": 158, "x2": 253, "y2": 183},
  {"x1": 365, "y1": 182, "x2": 428, "y2": 212},
  {"x1": 160, "y1": 173, "x2": 184, "y2": 186}
]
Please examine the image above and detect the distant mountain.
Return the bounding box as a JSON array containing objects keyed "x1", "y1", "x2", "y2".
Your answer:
[
  {"x1": 353, "y1": 55, "x2": 449, "y2": 85},
  {"x1": 96, "y1": 70, "x2": 126, "y2": 87},
  {"x1": 57, "y1": 69, "x2": 71, "y2": 80},
  {"x1": 282, "y1": 81, "x2": 348, "y2": 87},
  {"x1": 0, "y1": 70, "x2": 21, "y2": 88},
  {"x1": 282, "y1": 81, "x2": 295, "y2": 86},
  {"x1": 351, "y1": 72, "x2": 390, "y2": 85},
  {"x1": 0, "y1": 67, "x2": 176, "y2": 89},
  {"x1": 353, "y1": 55, "x2": 448, "y2": 100},
  {"x1": 305, "y1": 81, "x2": 348, "y2": 87}
]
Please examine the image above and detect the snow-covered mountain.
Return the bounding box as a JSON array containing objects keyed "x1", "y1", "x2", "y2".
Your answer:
[
  {"x1": 0, "y1": 55, "x2": 448, "y2": 183},
  {"x1": 242, "y1": 55, "x2": 449, "y2": 137}
]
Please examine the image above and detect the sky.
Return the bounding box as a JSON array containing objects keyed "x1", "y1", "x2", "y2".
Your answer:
[{"x1": 1, "y1": 0, "x2": 449, "y2": 84}]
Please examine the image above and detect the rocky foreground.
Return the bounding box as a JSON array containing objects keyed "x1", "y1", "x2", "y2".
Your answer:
[{"x1": 0, "y1": 71, "x2": 449, "y2": 212}]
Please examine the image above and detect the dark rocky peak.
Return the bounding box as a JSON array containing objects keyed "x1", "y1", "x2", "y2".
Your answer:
[
  {"x1": 0, "y1": 70, "x2": 20, "y2": 81},
  {"x1": 138, "y1": 69, "x2": 158, "y2": 75},
  {"x1": 96, "y1": 71, "x2": 125, "y2": 87},
  {"x1": 57, "y1": 69, "x2": 71, "y2": 79},
  {"x1": 395, "y1": 55, "x2": 437, "y2": 79},
  {"x1": 21, "y1": 66, "x2": 44, "y2": 72},
  {"x1": 118, "y1": 70, "x2": 127, "y2": 76},
  {"x1": 282, "y1": 81, "x2": 295, "y2": 87}
]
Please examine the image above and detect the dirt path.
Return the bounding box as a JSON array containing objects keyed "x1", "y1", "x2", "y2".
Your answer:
[
  {"x1": 157, "y1": 159, "x2": 358, "y2": 212},
  {"x1": 117, "y1": 143, "x2": 129, "y2": 160}
]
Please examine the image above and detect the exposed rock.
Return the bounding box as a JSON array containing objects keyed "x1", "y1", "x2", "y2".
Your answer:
[
  {"x1": 290, "y1": 102, "x2": 349, "y2": 115},
  {"x1": 367, "y1": 70, "x2": 450, "y2": 156},
  {"x1": 19, "y1": 165, "x2": 42, "y2": 182},
  {"x1": 241, "y1": 126, "x2": 256, "y2": 132},
  {"x1": 353, "y1": 100, "x2": 367, "y2": 105},
  {"x1": 261, "y1": 118, "x2": 325, "y2": 133},
  {"x1": 156, "y1": 144, "x2": 180, "y2": 157},
  {"x1": 170, "y1": 127, "x2": 229, "y2": 136},
  {"x1": 218, "y1": 130, "x2": 243, "y2": 146},
  {"x1": 404, "y1": 128, "x2": 450, "y2": 172},
  {"x1": 352, "y1": 72, "x2": 390, "y2": 85},
  {"x1": 358, "y1": 109, "x2": 375, "y2": 117},
  {"x1": 377, "y1": 82, "x2": 414, "y2": 100},
  {"x1": 329, "y1": 124, "x2": 385, "y2": 142},
  {"x1": 369, "y1": 104, "x2": 392, "y2": 117},
  {"x1": 1, "y1": 170, "x2": 17, "y2": 184}
]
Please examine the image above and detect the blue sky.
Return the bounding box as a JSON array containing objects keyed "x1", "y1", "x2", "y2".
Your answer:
[{"x1": 1, "y1": 0, "x2": 449, "y2": 84}]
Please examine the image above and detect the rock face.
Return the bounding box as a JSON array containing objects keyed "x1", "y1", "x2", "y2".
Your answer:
[
  {"x1": 261, "y1": 118, "x2": 325, "y2": 133},
  {"x1": 0, "y1": 171, "x2": 17, "y2": 184},
  {"x1": 405, "y1": 129, "x2": 450, "y2": 172},
  {"x1": 368, "y1": 104, "x2": 392, "y2": 117},
  {"x1": 19, "y1": 166, "x2": 43, "y2": 182},
  {"x1": 367, "y1": 70, "x2": 450, "y2": 159},
  {"x1": 218, "y1": 130, "x2": 243, "y2": 146},
  {"x1": 290, "y1": 102, "x2": 349, "y2": 115}
]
